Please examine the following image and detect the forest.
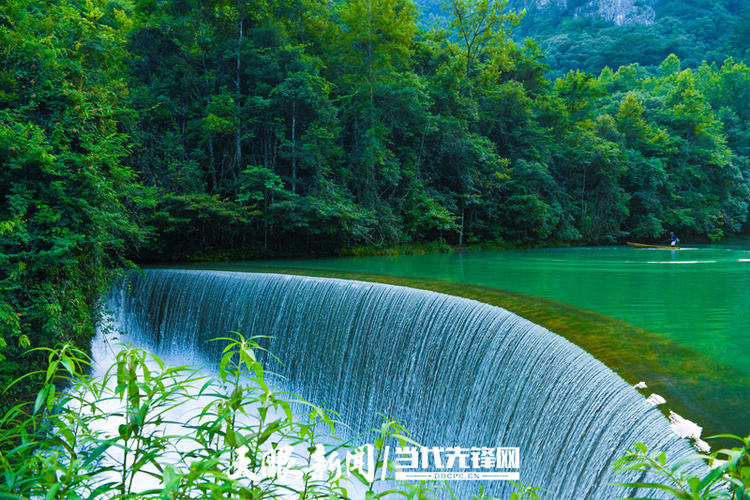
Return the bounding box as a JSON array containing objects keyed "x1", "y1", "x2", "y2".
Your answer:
[
  {"x1": 2, "y1": 0, "x2": 750, "y2": 396},
  {"x1": 507, "y1": 0, "x2": 750, "y2": 78}
]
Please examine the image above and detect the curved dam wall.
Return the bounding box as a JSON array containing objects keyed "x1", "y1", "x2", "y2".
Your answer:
[{"x1": 103, "y1": 269, "x2": 696, "y2": 499}]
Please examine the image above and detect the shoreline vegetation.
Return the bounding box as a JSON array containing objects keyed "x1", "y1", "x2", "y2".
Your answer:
[{"x1": 133, "y1": 234, "x2": 750, "y2": 264}]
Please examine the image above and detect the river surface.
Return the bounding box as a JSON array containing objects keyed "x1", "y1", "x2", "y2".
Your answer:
[{"x1": 232, "y1": 245, "x2": 750, "y2": 378}]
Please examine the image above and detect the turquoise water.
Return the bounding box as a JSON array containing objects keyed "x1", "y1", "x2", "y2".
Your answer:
[{"x1": 244, "y1": 245, "x2": 750, "y2": 378}]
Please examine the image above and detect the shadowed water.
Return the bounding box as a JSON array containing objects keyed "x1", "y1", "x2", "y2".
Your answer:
[{"x1": 104, "y1": 269, "x2": 698, "y2": 499}]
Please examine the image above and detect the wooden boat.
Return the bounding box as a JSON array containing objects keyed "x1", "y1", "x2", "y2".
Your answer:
[{"x1": 626, "y1": 242, "x2": 680, "y2": 250}]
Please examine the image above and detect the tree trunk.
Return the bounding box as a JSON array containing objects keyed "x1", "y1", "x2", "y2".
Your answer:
[
  {"x1": 235, "y1": 2, "x2": 243, "y2": 173},
  {"x1": 292, "y1": 95, "x2": 297, "y2": 194},
  {"x1": 459, "y1": 206, "x2": 465, "y2": 246},
  {"x1": 366, "y1": 0, "x2": 376, "y2": 199},
  {"x1": 209, "y1": 133, "x2": 216, "y2": 194}
]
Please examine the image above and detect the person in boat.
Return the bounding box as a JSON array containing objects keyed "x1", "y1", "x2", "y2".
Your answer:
[{"x1": 670, "y1": 232, "x2": 679, "y2": 247}]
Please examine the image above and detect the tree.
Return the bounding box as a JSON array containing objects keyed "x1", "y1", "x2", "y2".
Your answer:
[
  {"x1": 659, "y1": 53, "x2": 681, "y2": 77},
  {"x1": 442, "y1": 0, "x2": 522, "y2": 79},
  {"x1": 333, "y1": 0, "x2": 418, "y2": 203}
]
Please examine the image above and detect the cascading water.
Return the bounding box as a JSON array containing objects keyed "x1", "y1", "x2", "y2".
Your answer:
[{"x1": 102, "y1": 269, "x2": 698, "y2": 499}]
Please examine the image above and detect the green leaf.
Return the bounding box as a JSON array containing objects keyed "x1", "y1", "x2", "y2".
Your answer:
[
  {"x1": 34, "y1": 385, "x2": 50, "y2": 415},
  {"x1": 609, "y1": 481, "x2": 686, "y2": 496},
  {"x1": 44, "y1": 483, "x2": 61, "y2": 500},
  {"x1": 45, "y1": 385, "x2": 55, "y2": 411},
  {"x1": 18, "y1": 335, "x2": 30, "y2": 349},
  {"x1": 82, "y1": 441, "x2": 115, "y2": 468}
]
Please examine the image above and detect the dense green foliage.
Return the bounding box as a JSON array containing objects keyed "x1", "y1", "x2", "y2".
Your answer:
[
  {"x1": 2, "y1": 0, "x2": 750, "y2": 413},
  {"x1": 1, "y1": 3, "x2": 749, "y2": 497},
  {"x1": 0, "y1": 0, "x2": 144, "y2": 403},
  {"x1": 121, "y1": 0, "x2": 750, "y2": 257}
]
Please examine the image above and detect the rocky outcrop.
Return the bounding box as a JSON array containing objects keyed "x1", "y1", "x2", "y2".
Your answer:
[
  {"x1": 513, "y1": 0, "x2": 656, "y2": 26},
  {"x1": 591, "y1": 0, "x2": 655, "y2": 25}
]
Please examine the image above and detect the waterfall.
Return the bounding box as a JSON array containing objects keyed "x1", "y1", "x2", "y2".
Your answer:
[{"x1": 102, "y1": 269, "x2": 697, "y2": 499}]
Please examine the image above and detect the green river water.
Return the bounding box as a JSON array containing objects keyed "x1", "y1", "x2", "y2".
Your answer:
[{"x1": 253, "y1": 245, "x2": 750, "y2": 378}]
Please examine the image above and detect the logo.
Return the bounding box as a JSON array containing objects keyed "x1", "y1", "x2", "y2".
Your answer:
[
  {"x1": 391, "y1": 446, "x2": 520, "y2": 481},
  {"x1": 229, "y1": 444, "x2": 520, "y2": 482}
]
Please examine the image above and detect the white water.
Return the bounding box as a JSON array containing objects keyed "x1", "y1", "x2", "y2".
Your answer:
[{"x1": 100, "y1": 269, "x2": 701, "y2": 499}]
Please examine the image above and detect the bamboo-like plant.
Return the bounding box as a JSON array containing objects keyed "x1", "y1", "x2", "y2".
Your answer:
[
  {"x1": 0, "y1": 334, "x2": 541, "y2": 499},
  {"x1": 612, "y1": 437, "x2": 750, "y2": 500}
]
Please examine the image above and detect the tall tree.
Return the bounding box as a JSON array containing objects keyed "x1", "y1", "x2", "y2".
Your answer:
[
  {"x1": 442, "y1": 0, "x2": 522, "y2": 80},
  {"x1": 333, "y1": 0, "x2": 418, "y2": 207}
]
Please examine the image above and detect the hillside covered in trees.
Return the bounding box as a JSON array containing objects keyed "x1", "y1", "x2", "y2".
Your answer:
[
  {"x1": 504, "y1": 0, "x2": 750, "y2": 78},
  {"x1": 120, "y1": 0, "x2": 750, "y2": 258},
  {"x1": 2, "y1": 0, "x2": 750, "y2": 391}
]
